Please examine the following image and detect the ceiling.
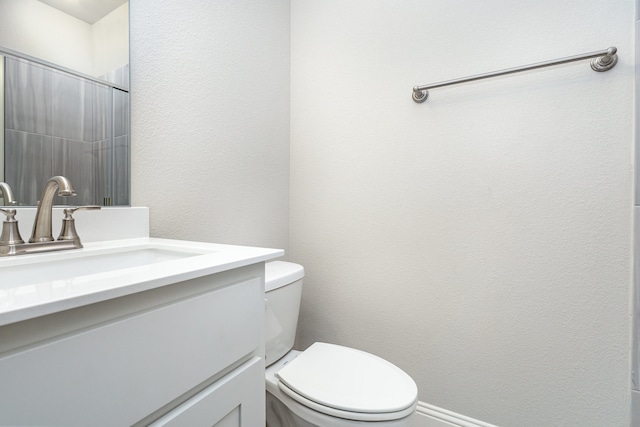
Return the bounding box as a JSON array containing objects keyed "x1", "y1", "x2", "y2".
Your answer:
[{"x1": 37, "y1": 0, "x2": 127, "y2": 24}]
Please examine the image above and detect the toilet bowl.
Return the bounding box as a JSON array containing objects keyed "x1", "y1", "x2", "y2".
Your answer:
[{"x1": 265, "y1": 261, "x2": 418, "y2": 427}]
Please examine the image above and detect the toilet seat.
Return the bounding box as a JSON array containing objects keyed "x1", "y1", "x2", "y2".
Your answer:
[{"x1": 276, "y1": 342, "x2": 418, "y2": 422}]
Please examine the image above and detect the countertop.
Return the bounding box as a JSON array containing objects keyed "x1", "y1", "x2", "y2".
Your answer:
[{"x1": 0, "y1": 238, "x2": 283, "y2": 326}]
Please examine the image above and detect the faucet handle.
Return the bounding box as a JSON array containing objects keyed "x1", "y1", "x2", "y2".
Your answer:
[
  {"x1": 0, "y1": 208, "x2": 17, "y2": 219},
  {"x1": 57, "y1": 205, "x2": 101, "y2": 244},
  {"x1": 64, "y1": 205, "x2": 102, "y2": 216},
  {"x1": 0, "y1": 208, "x2": 25, "y2": 245}
]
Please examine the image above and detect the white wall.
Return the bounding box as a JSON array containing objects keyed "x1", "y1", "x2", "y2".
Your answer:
[
  {"x1": 128, "y1": 0, "x2": 633, "y2": 424},
  {"x1": 92, "y1": 2, "x2": 129, "y2": 77},
  {"x1": 0, "y1": 0, "x2": 93, "y2": 74},
  {"x1": 0, "y1": 0, "x2": 128, "y2": 77},
  {"x1": 129, "y1": 0, "x2": 290, "y2": 252},
  {"x1": 289, "y1": 1, "x2": 634, "y2": 426}
]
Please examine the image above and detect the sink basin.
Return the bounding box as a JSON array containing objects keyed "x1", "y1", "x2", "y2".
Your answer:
[
  {"x1": 0, "y1": 247, "x2": 208, "y2": 289},
  {"x1": 0, "y1": 237, "x2": 283, "y2": 327}
]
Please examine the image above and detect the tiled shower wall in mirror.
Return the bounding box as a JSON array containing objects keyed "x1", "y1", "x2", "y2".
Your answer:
[{"x1": 3, "y1": 56, "x2": 129, "y2": 206}]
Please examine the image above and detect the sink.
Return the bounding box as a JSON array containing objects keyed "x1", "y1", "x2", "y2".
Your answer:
[
  {"x1": 0, "y1": 237, "x2": 283, "y2": 327},
  {"x1": 0, "y1": 247, "x2": 208, "y2": 289}
]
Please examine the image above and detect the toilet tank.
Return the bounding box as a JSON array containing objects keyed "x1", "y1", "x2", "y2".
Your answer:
[{"x1": 265, "y1": 261, "x2": 304, "y2": 367}]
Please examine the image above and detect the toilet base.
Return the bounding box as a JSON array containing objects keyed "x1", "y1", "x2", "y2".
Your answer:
[
  {"x1": 267, "y1": 391, "x2": 316, "y2": 427},
  {"x1": 266, "y1": 390, "x2": 415, "y2": 427}
]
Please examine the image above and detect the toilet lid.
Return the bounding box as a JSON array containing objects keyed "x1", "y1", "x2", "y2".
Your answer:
[{"x1": 276, "y1": 342, "x2": 417, "y2": 421}]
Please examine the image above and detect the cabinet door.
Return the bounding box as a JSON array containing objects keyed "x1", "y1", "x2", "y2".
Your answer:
[
  {"x1": 0, "y1": 276, "x2": 263, "y2": 426},
  {"x1": 151, "y1": 356, "x2": 265, "y2": 427}
]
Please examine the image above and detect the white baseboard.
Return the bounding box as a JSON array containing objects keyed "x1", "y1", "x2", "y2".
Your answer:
[{"x1": 412, "y1": 401, "x2": 498, "y2": 427}]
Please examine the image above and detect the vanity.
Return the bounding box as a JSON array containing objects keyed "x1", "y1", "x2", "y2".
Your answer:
[
  {"x1": 0, "y1": 208, "x2": 283, "y2": 426},
  {"x1": 0, "y1": 3, "x2": 284, "y2": 424}
]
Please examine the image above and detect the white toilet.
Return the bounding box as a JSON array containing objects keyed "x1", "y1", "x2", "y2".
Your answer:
[{"x1": 265, "y1": 261, "x2": 418, "y2": 427}]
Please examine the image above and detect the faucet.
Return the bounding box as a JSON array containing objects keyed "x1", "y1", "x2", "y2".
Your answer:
[
  {"x1": 29, "y1": 176, "x2": 77, "y2": 243},
  {"x1": 0, "y1": 182, "x2": 17, "y2": 206},
  {"x1": 0, "y1": 176, "x2": 100, "y2": 256}
]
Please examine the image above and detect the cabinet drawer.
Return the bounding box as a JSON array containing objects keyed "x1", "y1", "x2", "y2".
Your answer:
[
  {"x1": 0, "y1": 276, "x2": 263, "y2": 427},
  {"x1": 151, "y1": 356, "x2": 264, "y2": 427}
]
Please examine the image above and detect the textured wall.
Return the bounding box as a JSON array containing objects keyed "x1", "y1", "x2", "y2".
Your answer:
[
  {"x1": 129, "y1": 0, "x2": 290, "y2": 251},
  {"x1": 632, "y1": 9, "x2": 640, "y2": 425},
  {"x1": 290, "y1": 1, "x2": 634, "y2": 425}
]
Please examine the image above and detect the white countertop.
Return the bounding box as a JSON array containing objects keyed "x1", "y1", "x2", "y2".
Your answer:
[{"x1": 0, "y1": 238, "x2": 283, "y2": 327}]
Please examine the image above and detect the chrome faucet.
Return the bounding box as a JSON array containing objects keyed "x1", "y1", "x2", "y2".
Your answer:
[
  {"x1": 0, "y1": 182, "x2": 17, "y2": 206},
  {"x1": 30, "y1": 176, "x2": 77, "y2": 243},
  {"x1": 0, "y1": 176, "x2": 100, "y2": 256}
]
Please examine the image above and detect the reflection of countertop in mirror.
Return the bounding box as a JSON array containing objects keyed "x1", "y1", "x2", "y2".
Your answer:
[{"x1": 0, "y1": 207, "x2": 284, "y2": 326}]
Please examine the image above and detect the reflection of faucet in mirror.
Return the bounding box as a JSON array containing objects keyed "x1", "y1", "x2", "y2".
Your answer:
[
  {"x1": 0, "y1": 182, "x2": 17, "y2": 206},
  {"x1": 30, "y1": 176, "x2": 77, "y2": 243}
]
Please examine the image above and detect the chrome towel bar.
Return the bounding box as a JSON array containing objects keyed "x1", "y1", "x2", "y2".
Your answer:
[{"x1": 412, "y1": 46, "x2": 618, "y2": 103}]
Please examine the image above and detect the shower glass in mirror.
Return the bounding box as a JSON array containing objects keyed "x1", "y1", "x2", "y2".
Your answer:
[{"x1": 0, "y1": 0, "x2": 129, "y2": 206}]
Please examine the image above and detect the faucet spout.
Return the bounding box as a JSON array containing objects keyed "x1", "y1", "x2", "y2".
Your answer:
[
  {"x1": 0, "y1": 182, "x2": 17, "y2": 206},
  {"x1": 29, "y1": 176, "x2": 77, "y2": 243}
]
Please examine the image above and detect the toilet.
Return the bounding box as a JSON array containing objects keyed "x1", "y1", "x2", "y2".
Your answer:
[{"x1": 265, "y1": 261, "x2": 418, "y2": 427}]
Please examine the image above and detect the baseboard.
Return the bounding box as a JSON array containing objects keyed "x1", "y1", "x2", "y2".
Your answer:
[{"x1": 412, "y1": 401, "x2": 498, "y2": 427}]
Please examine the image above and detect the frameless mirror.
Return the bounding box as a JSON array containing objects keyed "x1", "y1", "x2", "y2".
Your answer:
[{"x1": 0, "y1": 0, "x2": 129, "y2": 206}]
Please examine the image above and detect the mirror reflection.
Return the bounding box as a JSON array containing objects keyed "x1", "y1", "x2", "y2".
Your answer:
[{"x1": 0, "y1": 0, "x2": 129, "y2": 206}]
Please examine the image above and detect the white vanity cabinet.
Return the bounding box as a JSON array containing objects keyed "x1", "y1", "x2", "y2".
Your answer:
[{"x1": 0, "y1": 262, "x2": 268, "y2": 427}]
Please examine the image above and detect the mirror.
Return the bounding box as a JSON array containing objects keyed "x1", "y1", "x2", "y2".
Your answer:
[{"x1": 0, "y1": 0, "x2": 129, "y2": 206}]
